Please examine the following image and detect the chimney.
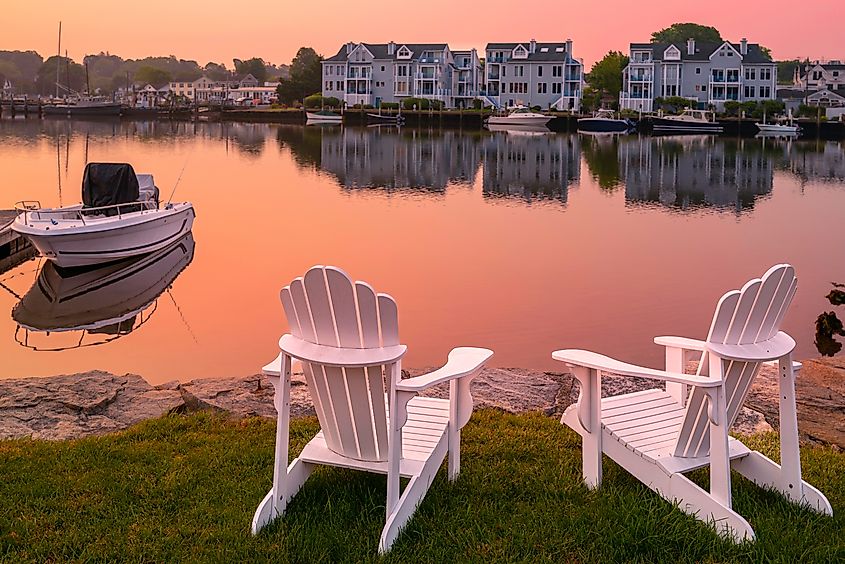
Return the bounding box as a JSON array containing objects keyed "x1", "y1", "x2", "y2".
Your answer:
[
  {"x1": 346, "y1": 42, "x2": 356, "y2": 54},
  {"x1": 388, "y1": 41, "x2": 396, "y2": 55},
  {"x1": 565, "y1": 38, "x2": 573, "y2": 56},
  {"x1": 530, "y1": 39, "x2": 537, "y2": 53},
  {"x1": 687, "y1": 38, "x2": 695, "y2": 55},
  {"x1": 740, "y1": 38, "x2": 748, "y2": 55}
]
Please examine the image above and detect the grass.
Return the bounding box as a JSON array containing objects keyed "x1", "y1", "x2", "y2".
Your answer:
[{"x1": 1, "y1": 410, "x2": 843, "y2": 563}]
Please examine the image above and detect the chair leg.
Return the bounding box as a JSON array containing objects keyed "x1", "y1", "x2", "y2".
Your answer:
[
  {"x1": 448, "y1": 379, "x2": 460, "y2": 481},
  {"x1": 580, "y1": 367, "x2": 602, "y2": 488},
  {"x1": 732, "y1": 452, "x2": 833, "y2": 515},
  {"x1": 668, "y1": 471, "x2": 756, "y2": 542},
  {"x1": 777, "y1": 354, "x2": 804, "y2": 504},
  {"x1": 252, "y1": 458, "x2": 315, "y2": 534}
]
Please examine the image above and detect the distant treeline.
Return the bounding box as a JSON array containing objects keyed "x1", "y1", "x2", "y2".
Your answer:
[{"x1": 0, "y1": 50, "x2": 289, "y2": 95}]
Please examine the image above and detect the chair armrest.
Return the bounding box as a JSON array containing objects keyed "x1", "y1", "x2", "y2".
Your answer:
[
  {"x1": 278, "y1": 334, "x2": 407, "y2": 368},
  {"x1": 653, "y1": 335, "x2": 707, "y2": 352},
  {"x1": 262, "y1": 352, "x2": 284, "y2": 376},
  {"x1": 552, "y1": 349, "x2": 721, "y2": 388},
  {"x1": 706, "y1": 332, "x2": 795, "y2": 362},
  {"x1": 395, "y1": 347, "x2": 493, "y2": 393}
]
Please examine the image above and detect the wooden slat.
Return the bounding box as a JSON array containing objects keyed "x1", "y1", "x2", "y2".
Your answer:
[
  {"x1": 289, "y1": 279, "x2": 317, "y2": 343},
  {"x1": 759, "y1": 268, "x2": 796, "y2": 340},
  {"x1": 366, "y1": 366, "x2": 388, "y2": 459},
  {"x1": 344, "y1": 367, "x2": 378, "y2": 460},
  {"x1": 303, "y1": 364, "x2": 335, "y2": 447},
  {"x1": 707, "y1": 291, "x2": 740, "y2": 346},
  {"x1": 326, "y1": 267, "x2": 362, "y2": 348},
  {"x1": 740, "y1": 268, "x2": 782, "y2": 344},
  {"x1": 308, "y1": 364, "x2": 341, "y2": 449},
  {"x1": 724, "y1": 279, "x2": 761, "y2": 345},
  {"x1": 324, "y1": 366, "x2": 361, "y2": 458},
  {"x1": 280, "y1": 288, "x2": 301, "y2": 338},
  {"x1": 378, "y1": 294, "x2": 399, "y2": 346},
  {"x1": 356, "y1": 282, "x2": 381, "y2": 348},
  {"x1": 304, "y1": 267, "x2": 338, "y2": 346}
]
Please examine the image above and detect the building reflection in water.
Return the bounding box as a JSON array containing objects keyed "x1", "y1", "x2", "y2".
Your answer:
[
  {"x1": 784, "y1": 140, "x2": 845, "y2": 184},
  {"x1": 481, "y1": 129, "x2": 581, "y2": 203},
  {"x1": 617, "y1": 135, "x2": 774, "y2": 212}
]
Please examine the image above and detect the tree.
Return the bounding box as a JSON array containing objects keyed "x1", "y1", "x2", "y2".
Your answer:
[
  {"x1": 580, "y1": 86, "x2": 601, "y2": 113},
  {"x1": 276, "y1": 47, "x2": 323, "y2": 105},
  {"x1": 0, "y1": 50, "x2": 43, "y2": 92},
  {"x1": 587, "y1": 51, "x2": 629, "y2": 105},
  {"x1": 134, "y1": 66, "x2": 172, "y2": 88},
  {"x1": 35, "y1": 55, "x2": 85, "y2": 95},
  {"x1": 777, "y1": 60, "x2": 800, "y2": 84},
  {"x1": 651, "y1": 23, "x2": 722, "y2": 44},
  {"x1": 203, "y1": 62, "x2": 230, "y2": 81},
  {"x1": 0, "y1": 61, "x2": 22, "y2": 86},
  {"x1": 233, "y1": 58, "x2": 267, "y2": 82}
]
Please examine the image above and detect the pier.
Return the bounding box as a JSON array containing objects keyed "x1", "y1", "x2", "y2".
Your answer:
[{"x1": 0, "y1": 210, "x2": 35, "y2": 275}]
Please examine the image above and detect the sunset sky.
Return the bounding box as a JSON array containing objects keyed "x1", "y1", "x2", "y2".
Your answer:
[{"x1": 3, "y1": 1, "x2": 843, "y2": 69}]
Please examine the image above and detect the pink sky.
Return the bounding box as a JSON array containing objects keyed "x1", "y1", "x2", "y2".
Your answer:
[{"x1": 3, "y1": 1, "x2": 843, "y2": 69}]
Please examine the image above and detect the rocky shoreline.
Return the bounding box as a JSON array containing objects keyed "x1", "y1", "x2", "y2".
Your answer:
[{"x1": 1, "y1": 359, "x2": 843, "y2": 448}]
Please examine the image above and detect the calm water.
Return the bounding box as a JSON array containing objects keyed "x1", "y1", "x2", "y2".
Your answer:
[{"x1": 1, "y1": 117, "x2": 843, "y2": 384}]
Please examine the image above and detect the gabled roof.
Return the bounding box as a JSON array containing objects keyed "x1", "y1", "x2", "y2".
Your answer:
[
  {"x1": 324, "y1": 43, "x2": 449, "y2": 63},
  {"x1": 631, "y1": 41, "x2": 773, "y2": 64},
  {"x1": 484, "y1": 42, "x2": 573, "y2": 61}
]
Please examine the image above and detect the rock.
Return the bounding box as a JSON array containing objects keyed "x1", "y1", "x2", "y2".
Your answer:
[
  {"x1": 0, "y1": 371, "x2": 185, "y2": 441},
  {"x1": 178, "y1": 373, "x2": 314, "y2": 419}
]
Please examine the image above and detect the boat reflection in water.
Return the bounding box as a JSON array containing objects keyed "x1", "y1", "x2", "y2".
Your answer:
[{"x1": 12, "y1": 232, "x2": 195, "y2": 350}]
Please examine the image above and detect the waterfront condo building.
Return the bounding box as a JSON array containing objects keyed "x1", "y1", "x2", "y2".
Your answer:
[
  {"x1": 322, "y1": 42, "x2": 482, "y2": 109},
  {"x1": 483, "y1": 40, "x2": 583, "y2": 110},
  {"x1": 619, "y1": 38, "x2": 776, "y2": 112}
]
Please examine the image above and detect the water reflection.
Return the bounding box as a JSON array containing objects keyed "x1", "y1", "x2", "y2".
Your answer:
[
  {"x1": 617, "y1": 136, "x2": 774, "y2": 211},
  {"x1": 12, "y1": 232, "x2": 195, "y2": 351},
  {"x1": 481, "y1": 129, "x2": 580, "y2": 202}
]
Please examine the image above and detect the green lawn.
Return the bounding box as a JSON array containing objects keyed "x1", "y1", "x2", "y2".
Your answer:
[{"x1": 1, "y1": 411, "x2": 843, "y2": 562}]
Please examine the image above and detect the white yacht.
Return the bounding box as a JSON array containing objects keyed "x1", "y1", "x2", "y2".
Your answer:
[
  {"x1": 755, "y1": 122, "x2": 801, "y2": 136},
  {"x1": 13, "y1": 163, "x2": 195, "y2": 268},
  {"x1": 306, "y1": 110, "x2": 343, "y2": 124},
  {"x1": 651, "y1": 109, "x2": 723, "y2": 134},
  {"x1": 487, "y1": 106, "x2": 552, "y2": 128}
]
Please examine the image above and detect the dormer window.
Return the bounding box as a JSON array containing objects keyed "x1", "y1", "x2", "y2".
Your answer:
[
  {"x1": 664, "y1": 45, "x2": 680, "y2": 60},
  {"x1": 397, "y1": 46, "x2": 412, "y2": 59},
  {"x1": 513, "y1": 45, "x2": 528, "y2": 59}
]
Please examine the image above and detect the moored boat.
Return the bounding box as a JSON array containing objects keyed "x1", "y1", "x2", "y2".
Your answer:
[
  {"x1": 43, "y1": 97, "x2": 122, "y2": 116},
  {"x1": 306, "y1": 110, "x2": 342, "y2": 123},
  {"x1": 651, "y1": 109, "x2": 723, "y2": 134},
  {"x1": 755, "y1": 122, "x2": 801, "y2": 136},
  {"x1": 578, "y1": 109, "x2": 634, "y2": 133},
  {"x1": 487, "y1": 106, "x2": 552, "y2": 128},
  {"x1": 366, "y1": 112, "x2": 405, "y2": 125},
  {"x1": 12, "y1": 162, "x2": 195, "y2": 268}
]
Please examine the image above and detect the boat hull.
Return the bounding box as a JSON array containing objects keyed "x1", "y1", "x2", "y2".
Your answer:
[
  {"x1": 755, "y1": 123, "x2": 800, "y2": 135},
  {"x1": 651, "y1": 116, "x2": 723, "y2": 134},
  {"x1": 577, "y1": 118, "x2": 631, "y2": 132},
  {"x1": 43, "y1": 103, "x2": 122, "y2": 116},
  {"x1": 13, "y1": 203, "x2": 195, "y2": 268},
  {"x1": 306, "y1": 112, "x2": 342, "y2": 123},
  {"x1": 487, "y1": 116, "x2": 552, "y2": 127}
]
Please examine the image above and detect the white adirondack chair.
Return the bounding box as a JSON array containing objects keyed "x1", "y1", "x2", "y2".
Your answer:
[
  {"x1": 554, "y1": 264, "x2": 833, "y2": 541},
  {"x1": 251, "y1": 265, "x2": 493, "y2": 553}
]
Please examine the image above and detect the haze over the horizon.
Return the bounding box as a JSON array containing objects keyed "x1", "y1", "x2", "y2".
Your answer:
[{"x1": 3, "y1": 1, "x2": 843, "y2": 69}]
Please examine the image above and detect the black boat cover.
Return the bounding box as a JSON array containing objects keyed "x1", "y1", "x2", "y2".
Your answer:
[{"x1": 82, "y1": 163, "x2": 139, "y2": 209}]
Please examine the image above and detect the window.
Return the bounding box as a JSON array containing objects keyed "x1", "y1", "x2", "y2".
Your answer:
[
  {"x1": 761, "y1": 68, "x2": 772, "y2": 81},
  {"x1": 380, "y1": 66, "x2": 385, "y2": 72},
  {"x1": 540, "y1": 47, "x2": 549, "y2": 53},
  {"x1": 537, "y1": 82, "x2": 547, "y2": 94},
  {"x1": 325, "y1": 81, "x2": 332, "y2": 90},
  {"x1": 538, "y1": 66, "x2": 543, "y2": 77},
  {"x1": 696, "y1": 67, "x2": 701, "y2": 74},
  {"x1": 552, "y1": 65, "x2": 562, "y2": 77},
  {"x1": 552, "y1": 83, "x2": 561, "y2": 94},
  {"x1": 336, "y1": 81, "x2": 343, "y2": 90},
  {"x1": 760, "y1": 86, "x2": 771, "y2": 98},
  {"x1": 744, "y1": 85, "x2": 756, "y2": 98},
  {"x1": 727, "y1": 50, "x2": 733, "y2": 56}
]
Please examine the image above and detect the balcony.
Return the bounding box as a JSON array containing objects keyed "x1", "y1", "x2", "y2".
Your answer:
[
  {"x1": 629, "y1": 73, "x2": 652, "y2": 82},
  {"x1": 488, "y1": 56, "x2": 505, "y2": 63}
]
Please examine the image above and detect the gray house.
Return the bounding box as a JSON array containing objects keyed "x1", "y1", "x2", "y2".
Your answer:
[
  {"x1": 322, "y1": 42, "x2": 482, "y2": 108},
  {"x1": 483, "y1": 40, "x2": 583, "y2": 110},
  {"x1": 620, "y1": 38, "x2": 776, "y2": 112}
]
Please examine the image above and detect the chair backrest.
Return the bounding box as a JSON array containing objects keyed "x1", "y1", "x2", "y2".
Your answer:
[
  {"x1": 673, "y1": 264, "x2": 798, "y2": 458},
  {"x1": 280, "y1": 265, "x2": 399, "y2": 462}
]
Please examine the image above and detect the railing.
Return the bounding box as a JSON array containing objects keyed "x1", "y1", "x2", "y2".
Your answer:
[{"x1": 15, "y1": 200, "x2": 157, "y2": 226}]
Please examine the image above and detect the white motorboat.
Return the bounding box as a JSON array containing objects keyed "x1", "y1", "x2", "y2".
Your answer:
[
  {"x1": 755, "y1": 122, "x2": 801, "y2": 135},
  {"x1": 487, "y1": 106, "x2": 552, "y2": 128},
  {"x1": 651, "y1": 109, "x2": 723, "y2": 134},
  {"x1": 12, "y1": 162, "x2": 195, "y2": 268},
  {"x1": 306, "y1": 110, "x2": 343, "y2": 124},
  {"x1": 578, "y1": 109, "x2": 634, "y2": 133}
]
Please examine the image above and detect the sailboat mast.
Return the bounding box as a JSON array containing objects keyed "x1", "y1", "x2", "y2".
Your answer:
[{"x1": 56, "y1": 21, "x2": 62, "y2": 99}]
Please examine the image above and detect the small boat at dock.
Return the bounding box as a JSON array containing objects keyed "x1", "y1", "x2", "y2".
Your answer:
[
  {"x1": 12, "y1": 162, "x2": 195, "y2": 268},
  {"x1": 486, "y1": 106, "x2": 552, "y2": 128},
  {"x1": 755, "y1": 122, "x2": 801, "y2": 136},
  {"x1": 366, "y1": 112, "x2": 405, "y2": 125},
  {"x1": 306, "y1": 110, "x2": 342, "y2": 124},
  {"x1": 578, "y1": 109, "x2": 634, "y2": 133},
  {"x1": 651, "y1": 109, "x2": 723, "y2": 134}
]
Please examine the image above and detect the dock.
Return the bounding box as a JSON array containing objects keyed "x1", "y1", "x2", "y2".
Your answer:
[{"x1": 0, "y1": 210, "x2": 35, "y2": 275}]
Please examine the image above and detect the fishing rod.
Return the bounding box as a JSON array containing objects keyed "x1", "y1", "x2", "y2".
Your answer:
[{"x1": 165, "y1": 153, "x2": 191, "y2": 207}]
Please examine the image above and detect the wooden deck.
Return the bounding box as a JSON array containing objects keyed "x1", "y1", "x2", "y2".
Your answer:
[{"x1": 0, "y1": 209, "x2": 35, "y2": 275}]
